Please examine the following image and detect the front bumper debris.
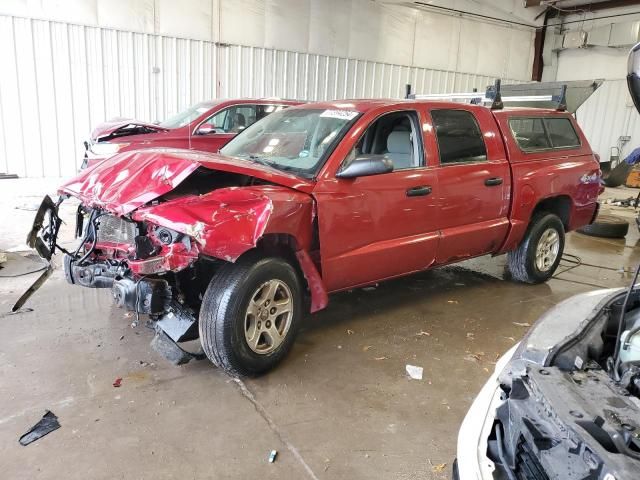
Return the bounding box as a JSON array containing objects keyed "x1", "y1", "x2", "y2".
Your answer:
[
  {"x1": 150, "y1": 329, "x2": 204, "y2": 366},
  {"x1": 26, "y1": 195, "x2": 63, "y2": 261},
  {"x1": 14, "y1": 195, "x2": 65, "y2": 311}
]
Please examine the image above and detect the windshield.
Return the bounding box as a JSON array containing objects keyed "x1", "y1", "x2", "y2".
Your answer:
[
  {"x1": 159, "y1": 102, "x2": 214, "y2": 128},
  {"x1": 220, "y1": 108, "x2": 360, "y2": 177}
]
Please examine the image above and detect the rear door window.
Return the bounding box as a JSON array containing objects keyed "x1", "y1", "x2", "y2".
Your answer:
[{"x1": 430, "y1": 109, "x2": 487, "y2": 164}]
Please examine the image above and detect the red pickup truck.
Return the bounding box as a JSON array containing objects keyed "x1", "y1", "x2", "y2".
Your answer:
[
  {"x1": 82, "y1": 98, "x2": 301, "y2": 168},
  {"x1": 29, "y1": 99, "x2": 601, "y2": 376}
]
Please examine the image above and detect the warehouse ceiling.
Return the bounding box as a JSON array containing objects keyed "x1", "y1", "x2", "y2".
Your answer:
[
  {"x1": 385, "y1": 0, "x2": 640, "y2": 28},
  {"x1": 384, "y1": 1, "x2": 547, "y2": 27},
  {"x1": 524, "y1": 0, "x2": 640, "y2": 9}
]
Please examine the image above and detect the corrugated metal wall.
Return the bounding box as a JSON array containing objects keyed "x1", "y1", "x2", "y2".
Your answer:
[
  {"x1": 0, "y1": 14, "x2": 520, "y2": 178},
  {"x1": 576, "y1": 79, "x2": 640, "y2": 164}
]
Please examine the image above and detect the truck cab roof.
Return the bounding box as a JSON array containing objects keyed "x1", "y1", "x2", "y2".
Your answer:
[{"x1": 291, "y1": 99, "x2": 572, "y2": 117}]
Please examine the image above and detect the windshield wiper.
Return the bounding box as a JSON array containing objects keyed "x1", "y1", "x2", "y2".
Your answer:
[
  {"x1": 236, "y1": 154, "x2": 312, "y2": 178},
  {"x1": 245, "y1": 155, "x2": 277, "y2": 168}
]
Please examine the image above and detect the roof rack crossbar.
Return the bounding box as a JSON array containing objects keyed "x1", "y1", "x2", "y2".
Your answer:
[{"x1": 407, "y1": 78, "x2": 569, "y2": 111}]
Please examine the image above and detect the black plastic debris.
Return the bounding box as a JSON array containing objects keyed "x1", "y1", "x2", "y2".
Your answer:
[
  {"x1": 19, "y1": 410, "x2": 60, "y2": 446},
  {"x1": 151, "y1": 329, "x2": 204, "y2": 366}
]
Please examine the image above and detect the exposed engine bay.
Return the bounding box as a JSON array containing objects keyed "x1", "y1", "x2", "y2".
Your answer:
[
  {"x1": 489, "y1": 290, "x2": 640, "y2": 479},
  {"x1": 93, "y1": 122, "x2": 166, "y2": 142},
  {"x1": 22, "y1": 167, "x2": 283, "y2": 363}
]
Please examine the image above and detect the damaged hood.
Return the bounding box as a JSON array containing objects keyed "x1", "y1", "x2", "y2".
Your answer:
[
  {"x1": 91, "y1": 119, "x2": 168, "y2": 141},
  {"x1": 59, "y1": 148, "x2": 314, "y2": 216},
  {"x1": 132, "y1": 185, "x2": 313, "y2": 261}
]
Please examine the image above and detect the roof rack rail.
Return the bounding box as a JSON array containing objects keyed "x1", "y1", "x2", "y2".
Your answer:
[{"x1": 406, "y1": 79, "x2": 568, "y2": 111}]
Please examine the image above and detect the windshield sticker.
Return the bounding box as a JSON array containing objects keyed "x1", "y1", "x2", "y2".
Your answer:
[{"x1": 320, "y1": 110, "x2": 359, "y2": 120}]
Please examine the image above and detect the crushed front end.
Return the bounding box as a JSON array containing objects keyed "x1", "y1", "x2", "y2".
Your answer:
[
  {"x1": 23, "y1": 149, "x2": 319, "y2": 370},
  {"x1": 29, "y1": 196, "x2": 206, "y2": 362}
]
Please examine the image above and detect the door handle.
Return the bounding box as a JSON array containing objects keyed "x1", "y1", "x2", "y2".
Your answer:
[
  {"x1": 406, "y1": 185, "x2": 432, "y2": 197},
  {"x1": 484, "y1": 177, "x2": 503, "y2": 187}
]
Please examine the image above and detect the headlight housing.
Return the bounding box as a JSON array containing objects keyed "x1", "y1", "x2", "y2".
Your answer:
[{"x1": 90, "y1": 142, "x2": 129, "y2": 155}]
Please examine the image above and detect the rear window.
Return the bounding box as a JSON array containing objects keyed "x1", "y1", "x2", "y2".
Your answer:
[{"x1": 509, "y1": 117, "x2": 580, "y2": 152}]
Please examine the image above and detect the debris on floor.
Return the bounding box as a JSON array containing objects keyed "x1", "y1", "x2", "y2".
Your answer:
[
  {"x1": 463, "y1": 353, "x2": 484, "y2": 363},
  {"x1": 603, "y1": 196, "x2": 639, "y2": 208},
  {"x1": 406, "y1": 364, "x2": 424, "y2": 380},
  {"x1": 113, "y1": 377, "x2": 122, "y2": 387},
  {"x1": 512, "y1": 322, "x2": 531, "y2": 327},
  {"x1": 415, "y1": 330, "x2": 431, "y2": 337},
  {"x1": 19, "y1": 410, "x2": 61, "y2": 446},
  {"x1": 268, "y1": 450, "x2": 277, "y2": 463},
  {"x1": 430, "y1": 461, "x2": 447, "y2": 473}
]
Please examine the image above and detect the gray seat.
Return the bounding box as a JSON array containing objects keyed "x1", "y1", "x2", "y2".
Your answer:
[{"x1": 386, "y1": 130, "x2": 413, "y2": 169}]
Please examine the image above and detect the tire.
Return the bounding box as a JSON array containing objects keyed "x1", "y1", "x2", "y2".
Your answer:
[
  {"x1": 602, "y1": 162, "x2": 632, "y2": 188},
  {"x1": 199, "y1": 253, "x2": 303, "y2": 376},
  {"x1": 507, "y1": 213, "x2": 565, "y2": 284},
  {"x1": 577, "y1": 214, "x2": 629, "y2": 239}
]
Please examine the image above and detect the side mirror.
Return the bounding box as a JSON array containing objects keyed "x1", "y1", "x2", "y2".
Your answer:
[
  {"x1": 196, "y1": 123, "x2": 217, "y2": 135},
  {"x1": 336, "y1": 154, "x2": 394, "y2": 179},
  {"x1": 628, "y1": 43, "x2": 640, "y2": 114}
]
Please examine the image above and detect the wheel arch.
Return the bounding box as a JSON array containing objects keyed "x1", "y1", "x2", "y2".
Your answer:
[
  {"x1": 498, "y1": 193, "x2": 573, "y2": 254},
  {"x1": 248, "y1": 233, "x2": 329, "y2": 313},
  {"x1": 530, "y1": 195, "x2": 573, "y2": 230}
]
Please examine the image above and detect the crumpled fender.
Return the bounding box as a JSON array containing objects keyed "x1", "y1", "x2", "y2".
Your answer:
[
  {"x1": 132, "y1": 185, "x2": 314, "y2": 262},
  {"x1": 132, "y1": 184, "x2": 329, "y2": 312}
]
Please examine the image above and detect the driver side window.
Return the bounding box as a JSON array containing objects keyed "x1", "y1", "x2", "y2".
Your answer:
[
  {"x1": 205, "y1": 108, "x2": 229, "y2": 133},
  {"x1": 343, "y1": 111, "x2": 423, "y2": 171},
  {"x1": 202, "y1": 105, "x2": 258, "y2": 134}
]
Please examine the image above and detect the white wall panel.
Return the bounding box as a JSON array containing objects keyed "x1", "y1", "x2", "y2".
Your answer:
[
  {"x1": 308, "y1": 0, "x2": 350, "y2": 58},
  {"x1": 264, "y1": 0, "x2": 310, "y2": 52},
  {"x1": 576, "y1": 79, "x2": 640, "y2": 164},
  {"x1": 0, "y1": 14, "x2": 522, "y2": 177},
  {"x1": 220, "y1": 0, "x2": 265, "y2": 47},
  {"x1": 413, "y1": 11, "x2": 460, "y2": 72},
  {"x1": 155, "y1": 0, "x2": 213, "y2": 41},
  {"x1": 96, "y1": 0, "x2": 154, "y2": 34}
]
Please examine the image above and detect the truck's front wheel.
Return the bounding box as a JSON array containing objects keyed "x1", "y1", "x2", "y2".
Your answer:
[
  {"x1": 199, "y1": 254, "x2": 303, "y2": 376},
  {"x1": 507, "y1": 213, "x2": 565, "y2": 284}
]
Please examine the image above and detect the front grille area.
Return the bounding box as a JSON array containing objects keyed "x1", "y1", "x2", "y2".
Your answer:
[
  {"x1": 96, "y1": 215, "x2": 138, "y2": 245},
  {"x1": 515, "y1": 438, "x2": 550, "y2": 480}
]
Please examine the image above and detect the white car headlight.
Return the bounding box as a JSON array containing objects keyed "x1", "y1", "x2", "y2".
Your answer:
[{"x1": 90, "y1": 142, "x2": 129, "y2": 155}]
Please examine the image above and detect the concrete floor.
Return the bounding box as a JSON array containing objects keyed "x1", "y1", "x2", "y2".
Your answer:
[{"x1": 2, "y1": 179, "x2": 640, "y2": 479}]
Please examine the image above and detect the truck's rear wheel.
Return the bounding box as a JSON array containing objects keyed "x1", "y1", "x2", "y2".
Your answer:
[
  {"x1": 199, "y1": 254, "x2": 302, "y2": 377},
  {"x1": 507, "y1": 213, "x2": 565, "y2": 284}
]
